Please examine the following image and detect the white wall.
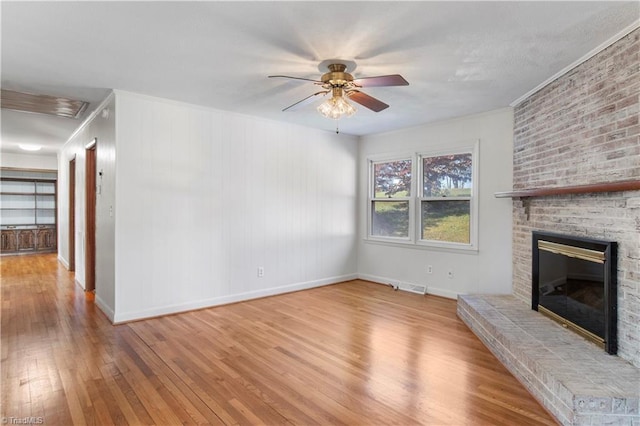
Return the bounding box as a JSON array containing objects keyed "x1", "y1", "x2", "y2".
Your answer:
[
  {"x1": 54, "y1": 90, "x2": 509, "y2": 323},
  {"x1": 113, "y1": 91, "x2": 358, "y2": 322},
  {"x1": 1, "y1": 152, "x2": 58, "y2": 170},
  {"x1": 58, "y1": 94, "x2": 116, "y2": 319},
  {"x1": 357, "y1": 108, "x2": 514, "y2": 298}
]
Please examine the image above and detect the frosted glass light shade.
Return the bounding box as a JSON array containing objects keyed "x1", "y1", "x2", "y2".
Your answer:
[{"x1": 317, "y1": 95, "x2": 356, "y2": 120}]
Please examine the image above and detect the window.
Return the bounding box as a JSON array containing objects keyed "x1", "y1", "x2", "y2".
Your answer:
[
  {"x1": 420, "y1": 152, "x2": 472, "y2": 244},
  {"x1": 367, "y1": 142, "x2": 478, "y2": 250},
  {"x1": 370, "y1": 159, "x2": 412, "y2": 239}
]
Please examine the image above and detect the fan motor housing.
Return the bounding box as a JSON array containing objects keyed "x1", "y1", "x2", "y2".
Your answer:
[{"x1": 321, "y1": 64, "x2": 354, "y2": 87}]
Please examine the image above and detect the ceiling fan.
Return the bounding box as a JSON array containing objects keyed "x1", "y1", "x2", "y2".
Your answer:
[{"x1": 268, "y1": 62, "x2": 409, "y2": 119}]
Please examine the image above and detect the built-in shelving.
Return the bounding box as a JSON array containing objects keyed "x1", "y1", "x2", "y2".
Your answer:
[{"x1": 1, "y1": 169, "x2": 57, "y2": 254}]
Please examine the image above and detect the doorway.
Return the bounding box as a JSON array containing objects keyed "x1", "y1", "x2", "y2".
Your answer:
[
  {"x1": 85, "y1": 141, "x2": 96, "y2": 292},
  {"x1": 69, "y1": 158, "x2": 76, "y2": 271}
]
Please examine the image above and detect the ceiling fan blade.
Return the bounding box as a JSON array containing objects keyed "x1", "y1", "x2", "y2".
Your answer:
[
  {"x1": 347, "y1": 90, "x2": 389, "y2": 112},
  {"x1": 282, "y1": 91, "x2": 328, "y2": 111},
  {"x1": 268, "y1": 75, "x2": 323, "y2": 83},
  {"x1": 353, "y1": 74, "x2": 409, "y2": 87}
]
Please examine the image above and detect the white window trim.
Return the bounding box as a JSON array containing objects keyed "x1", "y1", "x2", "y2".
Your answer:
[
  {"x1": 365, "y1": 141, "x2": 479, "y2": 252},
  {"x1": 367, "y1": 153, "x2": 414, "y2": 243}
]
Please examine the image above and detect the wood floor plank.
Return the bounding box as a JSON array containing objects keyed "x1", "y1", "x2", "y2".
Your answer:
[{"x1": 1, "y1": 254, "x2": 558, "y2": 425}]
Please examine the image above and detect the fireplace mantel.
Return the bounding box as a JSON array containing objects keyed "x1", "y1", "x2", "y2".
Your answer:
[{"x1": 494, "y1": 179, "x2": 640, "y2": 199}]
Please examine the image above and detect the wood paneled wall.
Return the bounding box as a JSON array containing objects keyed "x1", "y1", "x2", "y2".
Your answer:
[{"x1": 112, "y1": 91, "x2": 359, "y2": 322}]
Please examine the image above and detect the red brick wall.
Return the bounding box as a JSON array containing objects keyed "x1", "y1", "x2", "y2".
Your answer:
[{"x1": 512, "y1": 29, "x2": 640, "y2": 367}]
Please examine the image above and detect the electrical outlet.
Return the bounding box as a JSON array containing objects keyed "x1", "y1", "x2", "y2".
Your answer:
[
  {"x1": 427, "y1": 265, "x2": 433, "y2": 274},
  {"x1": 448, "y1": 270, "x2": 454, "y2": 279},
  {"x1": 257, "y1": 267, "x2": 264, "y2": 277}
]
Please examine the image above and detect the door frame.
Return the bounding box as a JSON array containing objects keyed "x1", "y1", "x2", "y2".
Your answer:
[
  {"x1": 85, "y1": 139, "x2": 97, "y2": 292},
  {"x1": 68, "y1": 157, "x2": 76, "y2": 271}
]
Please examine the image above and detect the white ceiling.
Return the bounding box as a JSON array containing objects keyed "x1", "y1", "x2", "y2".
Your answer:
[{"x1": 2, "y1": 1, "x2": 639, "y2": 155}]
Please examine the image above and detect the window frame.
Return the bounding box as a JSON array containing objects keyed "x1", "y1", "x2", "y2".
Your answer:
[
  {"x1": 366, "y1": 141, "x2": 479, "y2": 252},
  {"x1": 367, "y1": 154, "x2": 415, "y2": 243},
  {"x1": 416, "y1": 142, "x2": 478, "y2": 251}
]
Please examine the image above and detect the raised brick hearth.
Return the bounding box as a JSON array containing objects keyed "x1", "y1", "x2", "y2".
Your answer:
[{"x1": 458, "y1": 294, "x2": 640, "y2": 425}]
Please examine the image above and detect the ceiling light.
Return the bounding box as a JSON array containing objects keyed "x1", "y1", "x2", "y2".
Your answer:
[
  {"x1": 317, "y1": 88, "x2": 356, "y2": 120},
  {"x1": 18, "y1": 144, "x2": 42, "y2": 152},
  {"x1": 1, "y1": 89, "x2": 89, "y2": 119}
]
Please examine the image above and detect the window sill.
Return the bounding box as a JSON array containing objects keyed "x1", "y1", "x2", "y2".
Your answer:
[{"x1": 364, "y1": 237, "x2": 478, "y2": 254}]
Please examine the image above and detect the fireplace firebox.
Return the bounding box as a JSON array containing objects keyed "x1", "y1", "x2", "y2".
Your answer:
[{"x1": 532, "y1": 231, "x2": 617, "y2": 354}]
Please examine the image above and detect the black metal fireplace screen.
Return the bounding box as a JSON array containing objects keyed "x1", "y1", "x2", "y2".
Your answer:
[{"x1": 532, "y1": 231, "x2": 617, "y2": 354}]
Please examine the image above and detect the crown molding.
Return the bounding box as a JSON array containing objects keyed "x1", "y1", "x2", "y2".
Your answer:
[
  {"x1": 61, "y1": 91, "x2": 115, "y2": 152},
  {"x1": 510, "y1": 20, "x2": 640, "y2": 107}
]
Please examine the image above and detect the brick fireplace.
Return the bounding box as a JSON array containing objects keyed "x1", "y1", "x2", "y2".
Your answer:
[
  {"x1": 458, "y1": 28, "x2": 639, "y2": 425},
  {"x1": 512, "y1": 28, "x2": 639, "y2": 368}
]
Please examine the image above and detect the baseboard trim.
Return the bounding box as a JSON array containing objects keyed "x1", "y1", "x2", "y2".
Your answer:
[
  {"x1": 74, "y1": 278, "x2": 85, "y2": 291},
  {"x1": 57, "y1": 255, "x2": 70, "y2": 270},
  {"x1": 426, "y1": 286, "x2": 459, "y2": 300},
  {"x1": 95, "y1": 295, "x2": 115, "y2": 323},
  {"x1": 112, "y1": 273, "x2": 358, "y2": 324},
  {"x1": 357, "y1": 273, "x2": 458, "y2": 300}
]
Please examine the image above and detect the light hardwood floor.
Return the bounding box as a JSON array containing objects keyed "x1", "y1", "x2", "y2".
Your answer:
[{"x1": 1, "y1": 254, "x2": 557, "y2": 425}]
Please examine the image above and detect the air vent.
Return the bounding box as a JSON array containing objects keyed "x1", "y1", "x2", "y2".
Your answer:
[
  {"x1": 1, "y1": 89, "x2": 89, "y2": 119},
  {"x1": 398, "y1": 282, "x2": 428, "y2": 295}
]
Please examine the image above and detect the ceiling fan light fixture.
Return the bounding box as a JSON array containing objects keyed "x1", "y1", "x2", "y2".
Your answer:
[
  {"x1": 271, "y1": 61, "x2": 407, "y2": 117},
  {"x1": 317, "y1": 88, "x2": 356, "y2": 120}
]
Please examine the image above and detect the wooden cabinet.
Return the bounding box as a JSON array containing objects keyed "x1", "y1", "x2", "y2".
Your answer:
[
  {"x1": 1, "y1": 170, "x2": 57, "y2": 255},
  {"x1": 17, "y1": 229, "x2": 36, "y2": 251},
  {"x1": 1, "y1": 229, "x2": 17, "y2": 252},
  {"x1": 36, "y1": 227, "x2": 56, "y2": 251}
]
